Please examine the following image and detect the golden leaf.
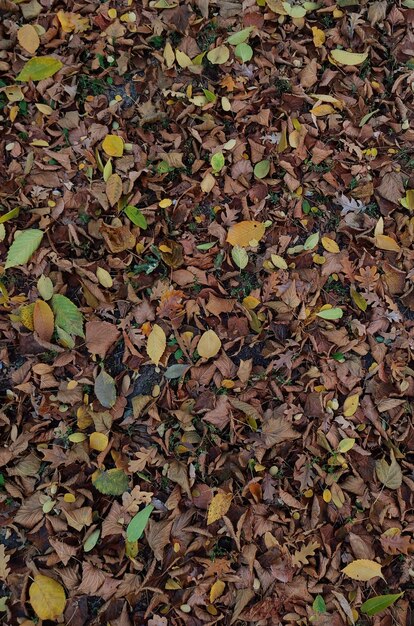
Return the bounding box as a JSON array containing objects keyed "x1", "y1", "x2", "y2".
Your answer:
[
  {"x1": 342, "y1": 559, "x2": 384, "y2": 581},
  {"x1": 17, "y1": 24, "x2": 40, "y2": 55},
  {"x1": 226, "y1": 221, "x2": 266, "y2": 247},
  {"x1": 375, "y1": 234, "x2": 401, "y2": 252},
  {"x1": 310, "y1": 104, "x2": 335, "y2": 117},
  {"x1": 207, "y1": 492, "x2": 232, "y2": 525},
  {"x1": 321, "y1": 236, "x2": 340, "y2": 253},
  {"x1": 210, "y1": 580, "x2": 226, "y2": 603},
  {"x1": 312, "y1": 26, "x2": 325, "y2": 48},
  {"x1": 147, "y1": 324, "x2": 166, "y2": 366},
  {"x1": 29, "y1": 575, "x2": 66, "y2": 621},
  {"x1": 197, "y1": 329, "x2": 221, "y2": 359},
  {"x1": 343, "y1": 393, "x2": 359, "y2": 417},
  {"x1": 102, "y1": 135, "x2": 124, "y2": 158},
  {"x1": 89, "y1": 432, "x2": 109, "y2": 452}
]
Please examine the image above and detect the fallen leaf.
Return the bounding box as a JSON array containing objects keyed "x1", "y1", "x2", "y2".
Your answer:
[
  {"x1": 29, "y1": 575, "x2": 66, "y2": 621},
  {"x1": 197, "y1": 329, "x2": 221, "y2": 359},
  {"x1": 17, "y1": 24, "x2": 40, "y2": 54},
  {"x1": 207, "y1": 492, "x2": 232, "y2": 525},
  {"x1": 102, "y1": 135, "x2": 124, "y2": 157},
  {"x1": 330, "y1": 49, "x2": 368, "y2": 66},
  {"x1": 226, "y1": 221, "x2": 266, "y2": 247},
  {"x1": 33, "y1": 299, "x2": 54, "y2": 342},
  {"x1": 17, "y1": 57, "x2": 63, "y2": 81},
  {"x1": 342, "y1": 559, "x2": 384, "y2": 581},
  {"x1": 375, "y1": 454, "x2": 403, "y2": 490},
  {"x1": 147, "y1": 324, "x2": 166, "y2": 366}
]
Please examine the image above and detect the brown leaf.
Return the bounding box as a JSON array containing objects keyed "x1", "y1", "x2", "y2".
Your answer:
[
  {"x1": 33, "y1": 299, "x2": 55, "y2": 342},
  {"x1": 86, "y1": 321, "x2": 120, "y2": 358},
  {"x1": 100, "y1": 222, "x2": 136, "y2": 253}
]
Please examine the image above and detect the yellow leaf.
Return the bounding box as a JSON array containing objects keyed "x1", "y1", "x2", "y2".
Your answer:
[
  {"x1": 310, "y1": 104, "x2": 335, "y2": 117},
  {"x1": 375, "y1": 234, "x2": 400, "y2": 252},
  {"x1": 243, "y1": 296, "x2": 260, "y2": 309},
  {"x1": 96, "y1": 267, "x2": 113, "y2": 288},
  {"x1": 163, "y1": 42, "x2": 175, "y2": 68},
  {"x1": 106, "y1": 173, "x2": 123, "y2": 206},
  {"x1": 198, "y1": 329, "x2": 221, "y2": 359},
  {"x1": 17, "y1": 25, "x2": 40, "y2": 55},
  {"x1": 342, "y1": 559, "x2": 384, "y2": 581},
  {"x1": 147, "y1": 324, "x2": 166, "y2": 366},
  {"x1": 175, "y1": 49, "x2": 193, "y2": 69},
  {"x1": 89, "y1": 432, "x2": 109, "y2": 452},
  {"x1": 350, "y1": 287, "x2": 368, "y2": 312},
  {"x1": 57, "y1": 10, "x2": 89, "y2": 33},
  {"x1": 277, "y1": 127, "x2": 288, "y2": 153},
  {"x1": 29, "y1": 575, "x2": 66, "y2": 620},
  {"x1": 207, "y1": 45, "x2": 230, "y2": 65},
  {"x1": 20, "y1": 303, "x2": 35, "y2": 330},
  {"x1": 210, "y1": 580, "x2": 225, "y2": 603},
  {"x1": 102, "y1": 135, "x2": 124, "y2": 158},
  {"x1": 17, "y1": 57, "x2": 63, "y2": 82},
  {"x1": 226, "y1": 221, "x2": 266, "y2": 247},
  {"x1": 323, "y1": 488, "x2": 332, "y2": 503},
  {"x1": 159, "y1": 198, "x2": 172, "y2": 208},
  {"x1": 207, "y1": 492, "x2": 232, "y2": 525},
  {"x1": 270, "y1": 254, "x2": 288, "y2": 269},
  {"x1": 312, "y1": 26, "x2": 325, "y2": 48},
  {"x1": 330, "y1": 49, "x2": 368, "y2": 66},
  {"x1": 343, "y1": 393, "x2": 359, "y2": 417},
  {"x1": 321, "y1": 236, "x2": 340, "y2": 253},
  {"x1": 35, "y1": 103, "x2": 53, "y2": 115},
  {"x1": 201, "y1": 172, "x2": 216, "y2": 193}
]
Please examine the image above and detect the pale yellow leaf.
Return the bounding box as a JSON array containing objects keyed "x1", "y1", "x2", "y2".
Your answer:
[
  {"x1": 17, "y1": 25, "x2": 40, "y2": 55},
  {"x1": 338, "y1": 438, "x2": 355, "y2": 453},
  {"x1": 29, "y1": 575, "x2": 66, "y2": 620},
  {"x1": 321, "y1": 236, "x2": 340, "y2": 253},
  {"x1": 147, "y1": 323, "x2": 166, "y2": 366},
  {"x1": 375, "y1": 234, "x2": 401, "y2": 252},
  {"x1": 207, "y1": 492, "x2": 232, "y2": 525},
  {"x1": 175, "y1": 49, "x2": 193, "y2": 69},
  {"x1": 198, "y1": 329, "x2": 221, "y2": 359},
  {"x1": 201, "y1": 172, "x2": 216, "y2": 193},
  {"x1": 226, "y1": 221, "x2": 266, "y2": 247},
  {"x1": 207, "y1": 45, "x2": 230, "y2": 65},
  {"x1": 102, "y1": 135, "x2": 124, "y2": 158},
  {"x1": 210, "y1": 580, "x2": 225, "y2": 603},
  {"x1": 342, "y1": 559, "x2": 384, "y2": 581},
  {"x1": 330, "y1": 49, "x2": 368, "y2": 66},
  {"x1": 343, "y1": 393, "x2": 359, "y2": 417},
  {"x1": 270, "y1": 254, "x2": 288, "y2": 269},
  {"x1": 163, "y1": 42, "x2": 175, "y2": 68},
  {"x1": 96, "y1": 267, "x2": 113, "y2": 288}
]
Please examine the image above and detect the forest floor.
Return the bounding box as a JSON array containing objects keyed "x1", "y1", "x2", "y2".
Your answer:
[{"x1": 0, "y1": 0, "x2": 414, "y2": 625}]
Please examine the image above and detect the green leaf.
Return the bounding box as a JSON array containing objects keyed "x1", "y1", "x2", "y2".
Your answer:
[
  {"x1": 304, "y1": 231, "x2": 320, "y2": 250},
  {"x1": 350, "y1": 287, "x2": 368, "y2": 312},
  {"x1": 332, "y1": 352, "x2": 345, "y2": 362},
  {"x1": 202, "y1": 89, "x2": 216, "y2": 103},
  {"x1": 124, "y1": 205, "x2": 148, "y2": 229},
  {"x1": 165, "y1": 364, "x2": 189, "y2": 379},
  {"x1": 316, "y1": 307, "x2": 343, "y2": 320},
  {"x1": 126, "y1": 504, "x2": 154, "y2": 542},
  {"x1": 95, "y1": 368, "x2": 116, "y2": 408},
  {"x1": 231, "y1": 245, "x2": 249, "y2": 269},
  {"x1": 51, "y1": 294, "x2": 84, "y2": 338},
  {"x1": 16, "y1": 57, "x2": 63, "y2": 82},
  {"x1": 361, "y1": 593, "x2": 403, "y2": 616},
  {"x1": 211, "y1": 152, "x2": 225, "y2": 173},
  {"x1": 5, "y1": 229, "x2": 43, "y2": 269},
  {"x1": 83, "y1": 529, "x2": 100, "y2": 552},
  {"x1": 196, "y1": 242, "x2": 216, "y2": 250},
  {"x1": 235, "y1": 43, "x2": 253, "y2": 62},
  {"x1": 55, "y1": 326, "x2": 75, "y2": 349},
  {"x1": 0, "y1": 207, "x2": 19, "y2": 224},
  {"x1": 92, "y1": 469, "x2": 129, "y2": 496},
  {"x1": 37, "y1": 275, "x2": 54, "y2": 301},
  {"x1": 227, "y1": 27, "x2": 253, "y2": 45},
  {"x1": 312, "y1": 595, "x2": 326, "y2": 614},
  {"x1": 254, "y1": 160, "x2": 270, "y2": 179}
]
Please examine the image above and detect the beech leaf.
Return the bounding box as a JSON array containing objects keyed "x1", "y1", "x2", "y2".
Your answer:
[
  {"x1": 29, "y1": 575, "x2": 66, "y2": 621},
  {"x1": 5, "y1": 229, "x2": 43, "y2": 269},
  {"x1": 17, "y1": 57, "x2": 63, "y2": 81}
]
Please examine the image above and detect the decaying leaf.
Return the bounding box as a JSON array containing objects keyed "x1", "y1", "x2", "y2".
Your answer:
[{"x1": 207, "y1": 492, "x2": 232, "y2": 525}]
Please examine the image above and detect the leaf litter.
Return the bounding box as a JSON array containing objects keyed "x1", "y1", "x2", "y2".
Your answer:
[{"x1": 0, "y1": 0, "x2": 413, "y2": 625}]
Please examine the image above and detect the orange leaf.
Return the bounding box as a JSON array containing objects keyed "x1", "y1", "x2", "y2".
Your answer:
[
  {"x1": 33, "y1": 300, "x2": 55, "y2": 342},
  {"x1": 226, "y1": 221, "x2": 266, "y2": 248}
]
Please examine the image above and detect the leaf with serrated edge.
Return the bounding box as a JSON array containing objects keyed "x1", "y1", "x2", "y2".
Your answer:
[
  {"x1": 5, "y1": 229, "x2": 43, "y2": 269},
  {"x1": 342, "y1": 559, "x2": 384, "y2": 581},
  {"x1": 51, "y1": 294, "x2": 84, "y2": 337}
]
